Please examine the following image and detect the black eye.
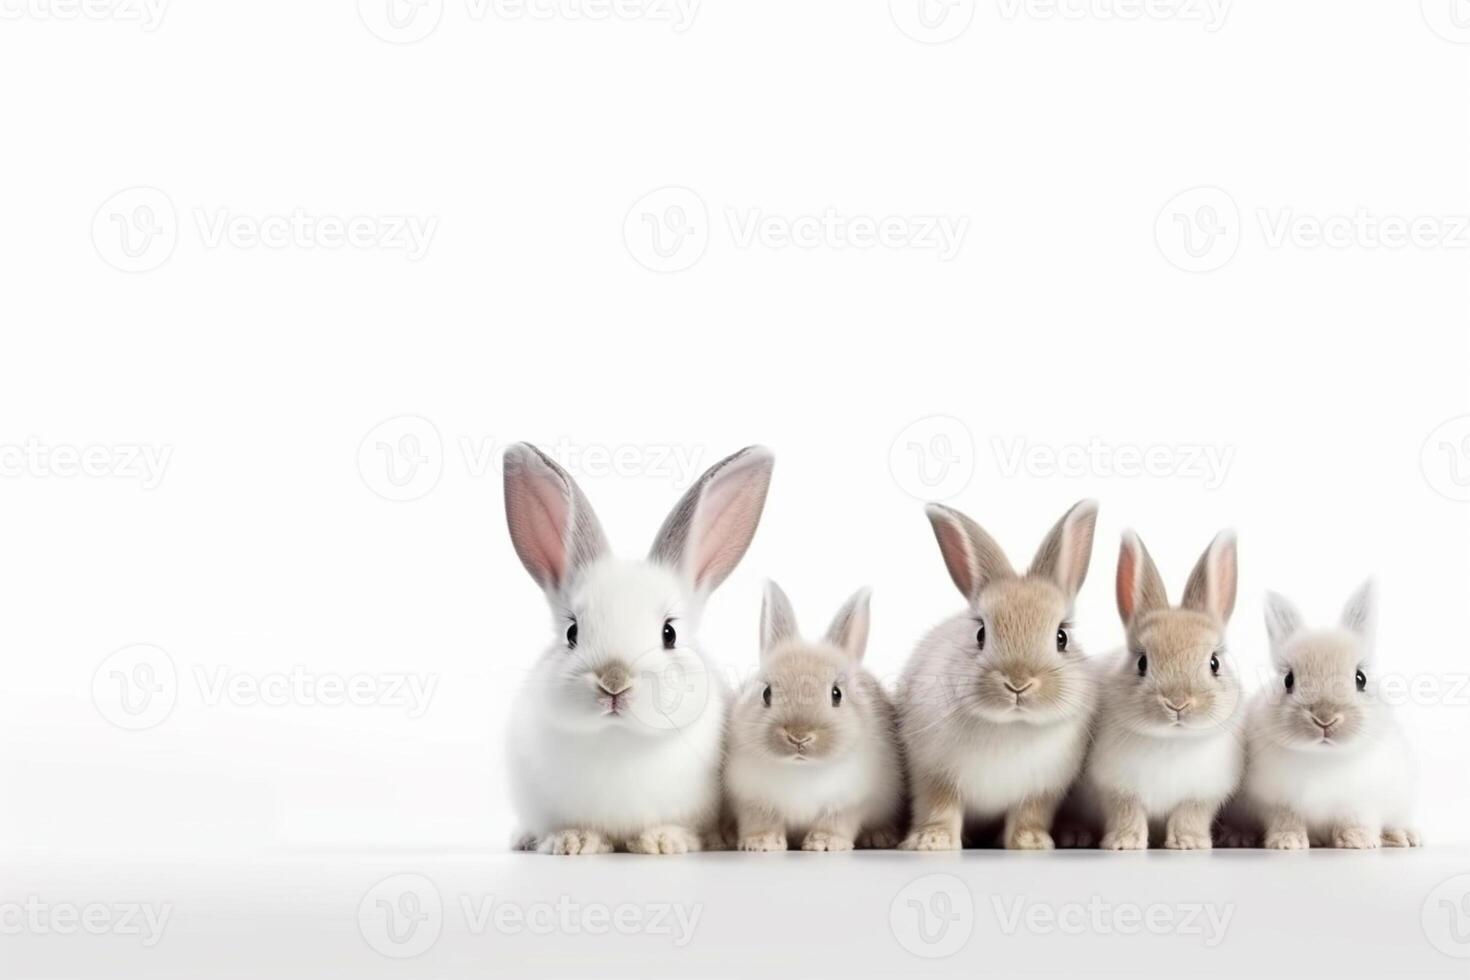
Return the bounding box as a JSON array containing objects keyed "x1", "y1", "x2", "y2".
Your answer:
[
  {"x1": 1284, "y1": 670, "x2": 1295, "y2": 693},
  {"x1": 662, "y1": 620, "x2": 677, "y2": 650},
  {"x1": 831, "y1": 685, "x2": 842, "y2": 707},
  {"x1": 1136, "y1": 653, "x2": 1148, "y2": 676},
  {"x1": 1356, "y1": 669, "x2": 1367, "y2": 692},
  {"x1": 976, "y1": 620, "x2": 986, "y2": 650},
  {"x1": 762, "y1": 685, "x2": 772, "y2": 707},
  {"x1": 566, "y1": 622, "x2": 578, "y2": 648},
  {"x1": 1209, "y1": 654, "x2": 1220, "y2": 675},
  {"x1": 1056, "y1": 628, "x2": 1068, "y2": 652}
]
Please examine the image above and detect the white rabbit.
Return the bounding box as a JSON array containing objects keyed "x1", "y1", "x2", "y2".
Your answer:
[
  {"x1": 502, "y1": 442, "x2": 774, "y2": 855},
  {"x1": 1084, "y1": 530, "x2": 1246, "y2": 850},
  {"x1": 724, "y1": 582, "x2": 906, "y2": 852},
  {"x1": 898, "y1": 500, "x2": 1100, "y2": 850},
  {"x1": 1240, "y1": 582, "x2": 1420, "y2": 849}
]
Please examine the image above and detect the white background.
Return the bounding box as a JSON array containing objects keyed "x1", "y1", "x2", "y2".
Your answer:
[{"x1": 2, "y1": 0, "x2": 1468, "y2": 892}]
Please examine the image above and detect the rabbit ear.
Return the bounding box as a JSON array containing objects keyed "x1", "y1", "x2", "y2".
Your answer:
[
  {"x1": 760, "y1": 579, "x2": 799, "y2": 655},
  {"x1": 1263, "y1": 590, "x2": 1305, "y2": 662},
  {"x1": 1028, "y1": 499, "x2": 1099, "y2": 601},
  {"x1": 825, "y1": 587, "x2": 873, "y2": 661},
  {"x1": 1182, "y1": 530, "x2": 1238, "y2": 624},
  {"x1": 649, "y1": 446, "x2": 774, "y2": 595},
  {"x1": 1341, "y1": 579, "x2": 1376, "y2": 648},
  {"x1": 503, "y1": 443, "x2": 609, "y2": 594},
  {"x1": 925, "y1": 504, "x2": 1016, "y2": 602},
  {"x1": 1116, "y1": 530, "x2": 1169, "y2": 628}
]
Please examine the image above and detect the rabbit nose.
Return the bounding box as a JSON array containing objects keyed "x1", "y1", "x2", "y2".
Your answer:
[
  {"x1": 1003, "y1": 678, "x2": 1036, "y2": 695},
  {"x1": 782, "y1": 728, "x2": 814, "y2": 748},
  {"x1": 1163, "y1": 697, "x2": 1195, "y2": 714},
  {"x1": 1311, "y1": 712, "x2": 1342, "y2": 730},
  {"x1": 597, "y1": 664, "x2": 632, "y2": 697}
]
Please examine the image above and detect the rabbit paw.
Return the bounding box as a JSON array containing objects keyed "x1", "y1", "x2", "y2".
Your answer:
[
  {"x1": 1382, "y1": 828, "x2": 1422, "y2": 848},
  {"x1": 1265, "y1": 829, "x2": 1309, "y2": 850},
  {"x1": 738, "y1": 831, "x2": 787, "y2": 852},
  {"x1": 627, "y1": 825, "x2": 701, "y2": 855},
  {"x1": 802, "y1": 831, "x2": 854, "y2": 852},
  {"x1": 1101, "y1": 828, "x2": 1148, "y2": 851},
  {"x1": 538, "y1": 829, "x2": 613, "y2": 855},
  {"x1": 1164, "y1": 831, "x2": 1212, "y2": 851},
  {"x1": 1333, "y1": 827, "x2": 1380, "y2": 850},
  {"x1": 1005, "y1": 827, "x2": 1055, "y2": 851},
  {"x1": 901, "y1": 826, "x2": 960, "y2": 851},
  {"x1": 857, "y1": 827, "x2": 902, "y2": 850}
]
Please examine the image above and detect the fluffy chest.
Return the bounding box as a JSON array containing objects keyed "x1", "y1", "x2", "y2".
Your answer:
[
  {"x1": 1245, "y1": 735, "x2": 1412, "y2": 828},
  {"x1": 1088, "y1": 728, "x2": 1243, "y2": 815},
  {"x1": 727, "y1": 742, "x2": 892, "y2": 826},
  {"x1": 950, "y1": 718, "x2": 1088, "y2": 816}
]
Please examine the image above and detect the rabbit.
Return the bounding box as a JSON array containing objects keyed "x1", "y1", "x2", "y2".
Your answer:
[
  {"x1": 1082, "y1": 530, "x2": 1246, "y2": 850},
  {"x1": 1238, "y1": 582, "x2": 1420, "y2": 850},
  {"x1": 724, "y1": 581, "x2": 907, "y2": 852},
  {"x1": 897, "y1": 500, "x2": 1100, "y2": 851},
  {"x1": 501, "y1": 442, "x2": 774, "y2": 855}
]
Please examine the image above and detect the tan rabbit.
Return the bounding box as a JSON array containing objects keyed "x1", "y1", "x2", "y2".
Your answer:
[
  {"x1": 897, "y1": 500, "x2": 1100, "y2": 850},
  {"x1": 1084, "y1": 530, "x2": 1246, "y2": 850}
]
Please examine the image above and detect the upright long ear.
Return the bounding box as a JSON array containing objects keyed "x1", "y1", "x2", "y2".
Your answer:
[
  {"x1": 925, "y1": 504, "x2": 1015, "y2": 603},
  {"x1": 1028, "y1": 499, "x2": 1099, "y2": 602},
  {"x1": 760, "y1": 579, "x2": 799, "y2": 655},
  {"x1": 1341, "y1": 579, "x2": 1376, "y2": 649},
  {"x1": 1263, "y1": 590, "x2": 1304, "y2": 664},
  {"x1": 1116, "y1": 530, "x2": 1169, "y2": 628},
  {"x1": 649, "y1": 445, "x2": 774, "y2": 595},
  {"x1": 503, "y1": 443, "x2": 609, "y2": 594},
  {"x1": 825, "y1": 587, "x2": 872, "y2": 661},
  {"x1": 1182, "y1": 530, "x2": 1238, "y2": 624}
]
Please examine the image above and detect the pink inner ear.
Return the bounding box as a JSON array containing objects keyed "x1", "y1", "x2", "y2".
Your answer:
[
  {"x1": 689, "y1": 476, "x2": 762, "y2": 590},
  {"x1": 933, "y1": 517, "x2": 976, "y2": 598},
  {"x1": 506, "y1": 466, "x2": 570, "y2": 589},
  {"x1": 1117, "y1": 543, "x2": 1138, "y2": 622}
]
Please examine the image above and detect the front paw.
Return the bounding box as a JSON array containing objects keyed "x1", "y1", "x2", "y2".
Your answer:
[
  {"x1": 1333, "y1": 826, "x2": 1380, "y2": 850},
  {"x1": 1005, "y1": 827, "x2": 1055, "y2": 851},
  {"x1": 802, "y1": 831, "x2": 854, "y2": 852},
  {"x1": 1100, "y1": 828, "x2": 1148, "y2": 851},
  {"x1": 1382, "y1": 828, "x2": 1422, "y2": 848},
  {"x1": 538, "y1": 829, "x2": 613, "y2": 855},
  {"x1": 738, "y1": 831, "x2": 787, "y2": 852},
  {"x1": 1264, "y1": 830, "x2": 1309, "y2": 850},
  {"x1": 900, "y1": 826, "x2": 959, "y2": 851},
  {"x1": 627, "y1": 825, "x2": 701, "y2": 855},
  {"x1": 1165, "y1": 831, "x2": 1212, "y2": 851}
]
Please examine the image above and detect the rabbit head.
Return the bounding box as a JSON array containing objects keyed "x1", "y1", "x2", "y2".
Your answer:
[
  {"x1": 1259, "y1": 582, "x2": 1385, "y2": 751},
  {"x1": 1111, "y1": 529, "x2": 1242, "y2": 736},
  {"x1": 503, "y1": 442, "x2": 773, "y2": 736},
  {"x1": 730, "y1": 582, "x2": 876, "y2": 764},
  {"x1": 919, "y1": 500, "x2": 1099, "y2": 725}
]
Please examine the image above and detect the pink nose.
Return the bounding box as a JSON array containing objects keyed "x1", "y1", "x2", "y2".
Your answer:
[{"x1": 783, "y1": 729, "x2": 814, "y2": 748}]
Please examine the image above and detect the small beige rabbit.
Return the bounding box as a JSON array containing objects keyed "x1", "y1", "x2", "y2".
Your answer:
[
  {"x1": 725, "y1": 582, "x2": 907, "y2": 851},
  {"x1": 1083, "y1": 530, "x2": 1246, "y2": 850},
  {"x1": 897, "y1": 500, "x2": 1101, "y2": 850}
]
